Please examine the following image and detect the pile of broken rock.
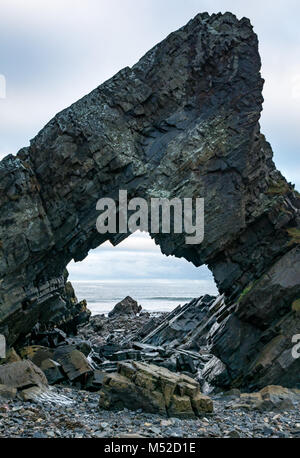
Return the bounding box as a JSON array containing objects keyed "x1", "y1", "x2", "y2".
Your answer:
[{"x1": 0, "y1": 295, "x2": 300, "y2": 425}]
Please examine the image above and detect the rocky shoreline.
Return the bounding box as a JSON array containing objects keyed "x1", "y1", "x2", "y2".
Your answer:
[
  {"x1": 0, "y1": 296, "x2": 299, "y2": 438},
  {"x1": 1, "y1": 385, "x2": 299, "y2": 439}
]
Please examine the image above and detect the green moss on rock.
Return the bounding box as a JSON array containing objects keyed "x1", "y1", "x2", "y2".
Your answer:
[
  {"x1": 286, "y1": 228, "x2": 300, "y2": 245},
  {"x1": 238, "y1": 283, "x2": 253, "y2": 303},
  {"x1": 267, "y1": 179, "x2": 290, "y2": 196},
  {"x1": 292, "y1": 299, "x2": 300, "y2": 313}
]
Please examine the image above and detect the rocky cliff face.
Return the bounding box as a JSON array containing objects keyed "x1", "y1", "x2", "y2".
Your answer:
[{"x1": 0, "y1": 12, "x2": 299, "y2": 388}]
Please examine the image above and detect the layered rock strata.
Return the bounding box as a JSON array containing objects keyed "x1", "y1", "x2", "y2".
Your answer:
[{"x1": 0, "y1": 12, "x2": 299, "y2": 388}]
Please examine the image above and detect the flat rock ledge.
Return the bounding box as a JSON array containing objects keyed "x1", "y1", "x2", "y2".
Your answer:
[{"x1": 99, "y1": 361, "x2": 213, "y2": 418}]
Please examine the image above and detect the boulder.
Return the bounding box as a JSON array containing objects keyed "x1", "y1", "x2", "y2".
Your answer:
[
  {"x1": 19, "y1": 345, "x2": 54, "y2": 365},
  {"x1": 0, "y1": 384, "x2": 17, "y2": 399},
  {"x1": 85, "y1": 370, "x2": 107, "y2": 391},
  {"x1": 108, "y1": 297, "x2": 142, "y2": 318},
  {"x1": 18, "y1": 345, "x2": 66, "y2": 385},
  {"x1": 9, "y1": 344, "x2": 92, "y2": 386},
  {"x1": 65, "y1": 338, "x2": 91, "y2": 357},
  {"x1": 99, "y1": 361, "x2": 213, "y2": 418},
  {"x1": 0, "y1": 348, "x2": 21, "y2": 365},
  {"x1": 191, "y1": 393, "x2": 213, "y2": 416},
  {"x1": 0, "y1": 360, "x2": 48, "y2": 391},
  {"x1": 40, "y1": 358, "x2": 65, "y2": 385},
  {"x1": 229, "y1": 385, "x2": 300, "y2": 411},
  {"x1": 53, "y1": 347, "x2": 93, "y2": 381},
  {"x1": 168, "y1": 394, "x2": 194, "y2": 419}
]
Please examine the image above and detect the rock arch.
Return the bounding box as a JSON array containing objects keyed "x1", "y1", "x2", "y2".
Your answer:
[{"x1": 0, "y1": 12, "x2": 299, "y2": 388}]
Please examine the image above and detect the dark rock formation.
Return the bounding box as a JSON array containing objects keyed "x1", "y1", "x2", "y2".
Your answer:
[
  {"x1": 16, "y1": 344, "x2": 93, "y2": 385},
  {"x1": 142, "y1": 292, "x2": 300, "y2": 391},
  {"x1": 108, "y1": 296, "x2": 142, "y2": 317},
  {"x1": 0, "y1": 12, "x2": 299, "y2": 389},
  {"x1": 142, "y1": 294, "x2": 216, "y2": 348}
]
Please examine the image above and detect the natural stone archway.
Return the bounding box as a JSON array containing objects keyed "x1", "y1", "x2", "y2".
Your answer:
[{"x1": 0, "y1": 12, "x2": 299, "y2": 388}]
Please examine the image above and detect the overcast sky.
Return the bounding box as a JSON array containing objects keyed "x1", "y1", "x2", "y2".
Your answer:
[{"x1": 1, "y1": 0, "x2": 299, "y2": 281}]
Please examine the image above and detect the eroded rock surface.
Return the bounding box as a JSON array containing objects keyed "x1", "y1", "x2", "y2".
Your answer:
[
  {"x1": 98, "y1": 361, "x2": 213, "y2": 418},
  {"x1": 0, "y1": 12, "x2": 299, "y2": 389}
]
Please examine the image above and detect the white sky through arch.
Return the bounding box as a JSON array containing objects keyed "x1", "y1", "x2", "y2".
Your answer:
[{"x1": 67, "y1": 231, "x2": 215, "y2": 282}]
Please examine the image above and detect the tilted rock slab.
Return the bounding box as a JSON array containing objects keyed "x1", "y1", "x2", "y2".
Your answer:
[
  {"x1": 0, "y1": 12, "x2": 299, "y2": 388},
  {"x1": 52, "y1": 346, "x2": 93, "y2": 381},
  {"x1": 98, "y1": 361, "x2": 213, "y2": 418}
]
